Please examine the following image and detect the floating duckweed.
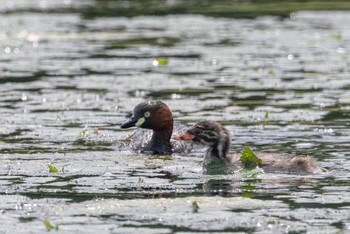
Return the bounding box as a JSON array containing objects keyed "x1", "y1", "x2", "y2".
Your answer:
[
  {"x1": 267, "y1": 70, "x2": 275, "y2": 77},
  {"x1": 43, "y1": 220, "x2": 59, "y2": 231},
  {"x1": 153, "y1": 57, "x2": 168, "y2": 66},
  {"x1": 331, "y1": 33, "x2": 342, "y2": 40},
  {"x1": 16, "y1": 19, "x2": 24, "y2": 25},
  {"x1": 48, "y1": 164, "x2": 58, "y2": 173},
  {"x1": 240, "y1": 146, "x2": 262, "y2": 169}
]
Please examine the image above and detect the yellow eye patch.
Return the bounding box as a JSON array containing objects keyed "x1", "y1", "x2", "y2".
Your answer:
[{"x1": 135, "y1": 117, "x2": 145, "y2": 127}]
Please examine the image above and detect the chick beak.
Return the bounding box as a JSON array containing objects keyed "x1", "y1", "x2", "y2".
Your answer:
[
  {"x1": 120, "y1": 116, "x2": 138, "y2": 128},
  {"x1": 173, "y1": 131, "x2": 195, "y2": 141}
]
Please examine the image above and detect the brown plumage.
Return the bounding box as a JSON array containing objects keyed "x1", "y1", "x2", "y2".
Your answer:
[
  {"x1": 121, "y1": 100, "x2": 173, "y2": 154},
  {"x1": 174, "y1": 120, "x2": 326, "y2": 175},
  {"x1": 120, "y1": 100, "x2": 196, "y2": 155}
]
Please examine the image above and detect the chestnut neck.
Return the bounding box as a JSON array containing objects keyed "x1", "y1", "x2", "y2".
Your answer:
[
  {"x1": 145, "y1": 112, "x2": 173, "y2": 154},
  {"x1": 145, "y1": 104, "x2": 174, "y2": 155},
  {"x1": 145, "y1": 121, "x2": 173, "y2": 155}
]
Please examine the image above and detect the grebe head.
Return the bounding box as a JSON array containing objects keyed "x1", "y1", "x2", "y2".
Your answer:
[
  {"x1": 121, "y1": 100, "x2": 173, "y2": 131},
  {"x1": 175, "y1": 120, "x2": 230, "y2": 159}
]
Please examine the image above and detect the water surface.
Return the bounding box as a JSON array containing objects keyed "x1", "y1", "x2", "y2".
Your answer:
[{"x1": 0, "y1": 1, "x2": 350, "y2": 233}]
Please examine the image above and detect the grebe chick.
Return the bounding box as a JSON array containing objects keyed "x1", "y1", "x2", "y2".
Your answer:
[
  {"x1": 174, "y1": 120, "x2": 326, "y2": 175},
  {"x1": 121, "y1": 100, "x2": 194, "y2": 155}
]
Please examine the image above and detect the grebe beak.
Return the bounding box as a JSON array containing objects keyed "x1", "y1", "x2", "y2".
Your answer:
[
  {"x1": 173, "y1": 131, "x2": 195, "y2": 141},
  {"x1": 121, "y1": 116, "x2": 138, "y2": 128}
]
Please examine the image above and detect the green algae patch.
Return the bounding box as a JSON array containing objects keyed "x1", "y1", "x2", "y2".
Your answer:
[
  {"x1": 154, "y1": 57, "x2": 169, "y2": 65},
  {"x1": 43, "y1": 220, "x2": 59, "y2": 231},
  {"x1": 48, "y1": 164, "x2": 59, "y2": 173}
]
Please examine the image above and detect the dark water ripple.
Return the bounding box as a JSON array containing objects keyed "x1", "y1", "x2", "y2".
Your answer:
[{"x1": 0, "y1": 2, "x2": 349, "y2": 233}]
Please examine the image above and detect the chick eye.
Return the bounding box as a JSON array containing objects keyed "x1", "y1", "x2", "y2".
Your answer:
[{"x1": 144, "y1": 111, "x2": 151, "y2": 118}]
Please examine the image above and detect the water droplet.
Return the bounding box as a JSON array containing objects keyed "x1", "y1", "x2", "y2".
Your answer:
[
  {"x1": 171, "y1": 93, "x2": 181, "y2": 99},
  {"x1": 152, "y1": 59, "x2": 159, "y2": 66},
  {"x1": 336, "y1": 47, "x2": 345, "y2": 54},
  {"x1": 26, "y1": 33, "x2": 40, "y2": 42},
  {"x1": 21, "y1": 93, "x2": 27, "y2": 101},
  {"x1": 289, "y1": 13, "x2": 296, "y2": 21},
  {"x1": 287, "y1": 54, "x2": 294, "y2": 60},
  {"x1": 135, "y1": 90, "x2": 145, "y2": 97},
  {"x1": 80, "y1": 128, "x2": 89, "y2": 137},
  {"x1": 313, "y1": 33, "x2": 320, "y2": 40},
  {"x1": 42, "y1": 97, "x2": 47, "y2": 103},
  {"x1": 5, "y1": 47, "x2": 11, "y2": 53},
  {"x1": 211, "y1": 58, "x2": 218, "y2": 65}
]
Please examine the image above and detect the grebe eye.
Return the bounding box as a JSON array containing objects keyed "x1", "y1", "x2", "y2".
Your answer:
[{"x1": 144, "y1": 111, "x2": 151, "y2": 118}]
